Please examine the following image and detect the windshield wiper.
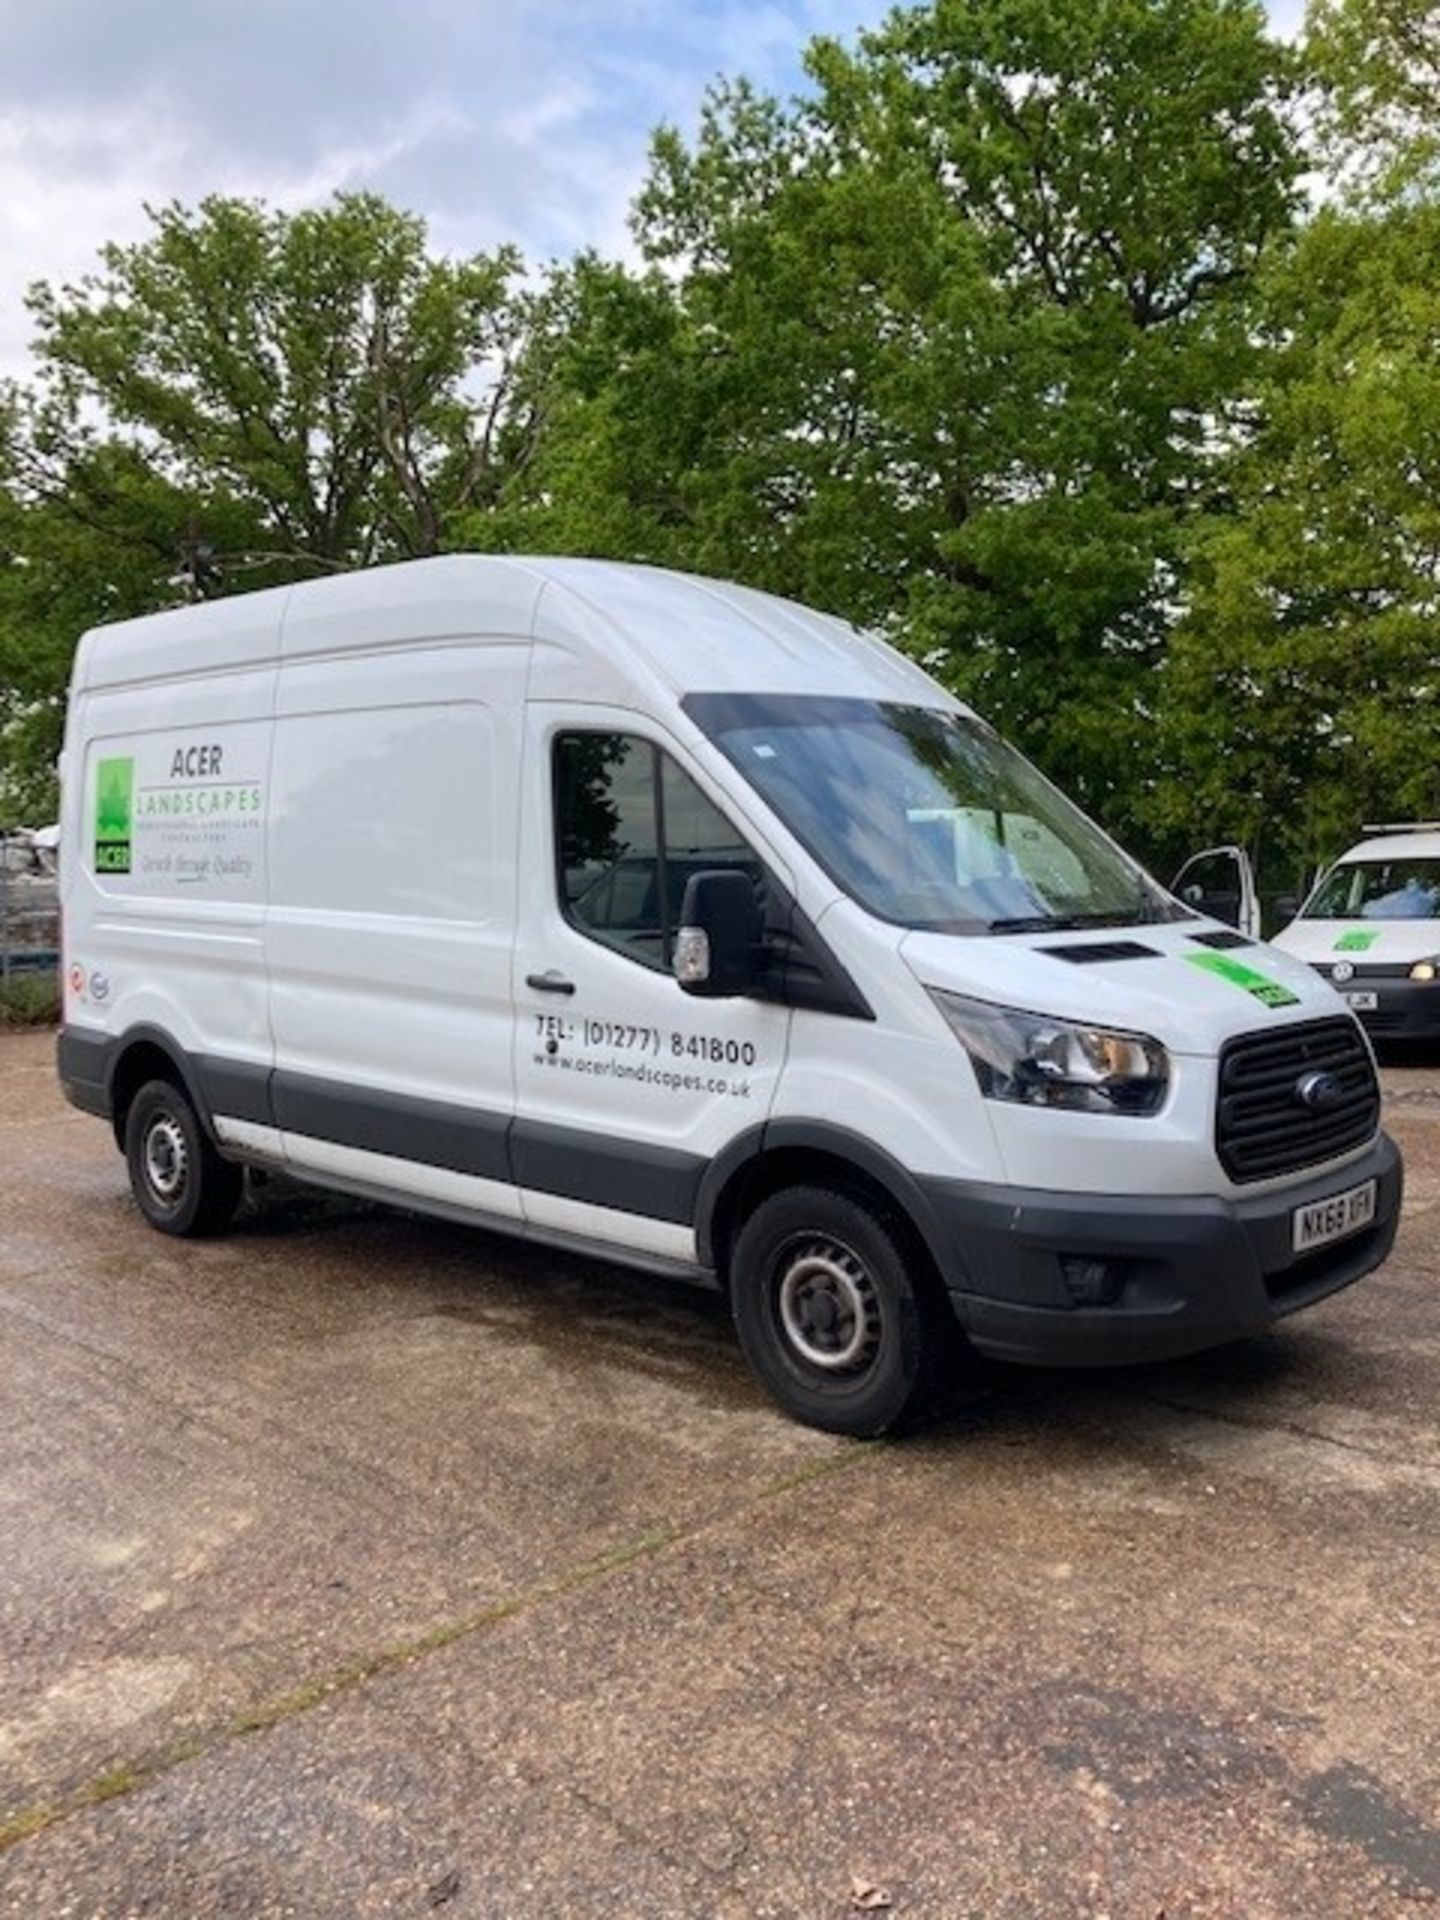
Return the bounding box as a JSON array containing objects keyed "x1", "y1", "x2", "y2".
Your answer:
[{"x1": 988, "y1": 910, "x2": 1152, "y2": 934}]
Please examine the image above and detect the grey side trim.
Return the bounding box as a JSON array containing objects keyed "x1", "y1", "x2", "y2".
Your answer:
[
  {"x1": 253, "y1": 1159, "x2": 716, "y2": 1288},
  {"x1": 271, "y1": 1070, "x2": 510, "y2": 1183},
  {"x1": 270, "y1": 1068, "x2": 705, "y2": 1222},
  {"x1": 194, "y1": 1055, "x2": 273, "y2": 1129},
  {"x1": 69, "y1": 1028, "x2": 712, "y2": 1231},
  {"x1": 511, "y1": 1119, "x2": 704, "y2": 1225}
]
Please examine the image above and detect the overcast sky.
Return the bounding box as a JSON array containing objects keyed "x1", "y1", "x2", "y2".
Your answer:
[{"x1": 0, "y1": 0, "x2": 1308, "y2": 381}]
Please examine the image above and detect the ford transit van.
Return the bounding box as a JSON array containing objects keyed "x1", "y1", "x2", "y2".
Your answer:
[{"x1": 57, "y1": 558, "x2": 1402, "y2": 1433}]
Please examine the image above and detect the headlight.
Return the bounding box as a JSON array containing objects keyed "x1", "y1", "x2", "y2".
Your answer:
[
  {"x1": 1409, "y1": 959, "x2": 1438, "y2": 982},
  {"x1": 928, "y1": 989, "x2": 1170, "y2": 1115}
]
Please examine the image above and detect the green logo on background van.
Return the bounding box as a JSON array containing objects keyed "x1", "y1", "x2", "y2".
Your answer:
[
  {"x1": 94, "y1": 756, "x2": 134, "y2": 874},
  {"x1": 1334, "y1": 929, "x2": 1380, "y2": 952}
]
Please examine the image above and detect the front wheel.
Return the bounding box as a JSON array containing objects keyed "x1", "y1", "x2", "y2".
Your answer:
[
  {"x1": 729, "y1": 1186, "x2": 949, "y2": 1435},
  {"x1": 124, "y1": 1078, "x2": 244, "y2": 1237}
]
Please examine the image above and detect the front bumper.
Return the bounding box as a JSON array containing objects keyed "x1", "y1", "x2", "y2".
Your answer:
[
  {"x1": 1315, "y1": 972, "x2": 1440, "y2": 1040},
  {"x1": 925, "y1": 1132, "x2": 1402, "y2": 1367}
]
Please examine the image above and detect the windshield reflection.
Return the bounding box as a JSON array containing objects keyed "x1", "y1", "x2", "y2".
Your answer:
[{"x1": 686, "y1": 694, "x2": 1180, "y2": 935}]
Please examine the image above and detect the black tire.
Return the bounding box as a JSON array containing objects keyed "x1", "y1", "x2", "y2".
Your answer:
[
  {"x1": 124, "y1": 1078, "x2": 244, "y2": 1237},
  {"x1": 729, "y1": 1186, "x2": 950, "y2": 1436}
]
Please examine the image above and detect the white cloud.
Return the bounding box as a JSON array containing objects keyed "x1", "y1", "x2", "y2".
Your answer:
[
  {"x1": 0, "y1": 0, "x2": 1312, "y2": 383},
  {"x1": 1266, "y1": 0, "x2": 1309, "y2": 40},
  {"x1": 0, "y1": 111, "x2": 179, "y2": 375}
]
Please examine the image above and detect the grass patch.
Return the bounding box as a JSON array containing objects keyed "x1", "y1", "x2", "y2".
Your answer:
[
  {"x1": 0, "y1": 1805, "x2": 55, "y2": 1851},
  {"x1": 86, "y1": 1765, "x2": 144, "y2": 1805},
  {"x1": 0, "y1": 969, "x2": 58, "y2": 1028}
]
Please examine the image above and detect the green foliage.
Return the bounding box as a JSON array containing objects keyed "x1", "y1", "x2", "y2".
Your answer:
[
  {"x1": 1306, "y1": 0, "x2": 1440, "y2": 194},
  {"x1": 0, "y1": 437, "x2": 192, "y2": 817},
  {"x1": 0, "y1": 971, "x2": 59, "y2": 1028},
  {"x1": 22, "y1": 193, "x2": 525, "y2": 570},
  {"x1": 1, "y1": 194, "x2": 542, "y2": 810},
  {"x1": 503, "y1": 0, "x2": 1301, "y2": 835},
  {"x1": 1154, "y1": 195, "x2": 1440, "y2": 875}
]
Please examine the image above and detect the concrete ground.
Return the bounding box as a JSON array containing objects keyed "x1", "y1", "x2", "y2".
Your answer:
[{"x1": 0, "y1": 1029, "x2": 1436, "y2": 1918}]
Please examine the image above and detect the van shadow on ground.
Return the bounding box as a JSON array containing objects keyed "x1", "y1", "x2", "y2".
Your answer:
[{"x1": 230, "y1": 1171, "x2": 1360, "y2": 1451}]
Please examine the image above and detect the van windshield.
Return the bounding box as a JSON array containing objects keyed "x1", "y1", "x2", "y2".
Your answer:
[
  {"x1": 685, "y1": 694, "x2": 1181, "y2": 934},
  {"x1": 1304, "y1": 859, "x2": 1440, "y2": 920}
]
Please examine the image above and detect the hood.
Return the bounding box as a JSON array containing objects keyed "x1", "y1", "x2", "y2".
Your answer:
[
  {"x1": 900, "y1": 919, "x2": 1347, "y2": 1057},
  {"x1": 1271, "y1": 916, "x2": 1440, "y2": 966}
]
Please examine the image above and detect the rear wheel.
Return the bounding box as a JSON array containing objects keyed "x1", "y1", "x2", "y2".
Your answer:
[
  {"x1": 730, "y1": 1186, "x2": 949, "y2": 1435},
  {"x1": 124, "y1": 1078, "x2": 243, "y2": 1237}
]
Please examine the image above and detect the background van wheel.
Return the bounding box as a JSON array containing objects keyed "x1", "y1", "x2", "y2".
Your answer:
[
  {"x1": 730, "y1": 1186, "x2": 950, "y2": 1435},
  {"x1": 124, "y1": 1078, "x2": 243, "y2": 1237}
]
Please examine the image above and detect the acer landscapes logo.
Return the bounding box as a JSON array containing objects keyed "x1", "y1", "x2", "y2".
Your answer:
[{"x1": 94, "y1": 756, "x2": 135, "y2": 874}]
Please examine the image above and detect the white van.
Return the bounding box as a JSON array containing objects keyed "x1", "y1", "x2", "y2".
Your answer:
[
  {"x1": 57, "y1": 557, "x2": 1402, "y2": 1433},
  {"x1": 1270, "y1": 826, "x2": 1440, "y2": 1042}
]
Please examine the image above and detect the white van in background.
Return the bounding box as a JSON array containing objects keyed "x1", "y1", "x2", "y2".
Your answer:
[
  {"x1": 1271, "y1": 825, "x2": 1440, "y2": 1041},
  {"x1": 58, "y1": 558, "x2": 1402, "y2": 1433}
]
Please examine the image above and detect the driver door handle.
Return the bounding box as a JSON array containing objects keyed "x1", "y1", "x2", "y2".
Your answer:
[{"x1": 526, "y1": 970, "x2": 576, "y2": 996}]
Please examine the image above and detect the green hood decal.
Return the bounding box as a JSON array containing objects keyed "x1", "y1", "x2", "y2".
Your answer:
[{"x1": 1185, "y1": 949, "x2": 1300, "y2": 1009}]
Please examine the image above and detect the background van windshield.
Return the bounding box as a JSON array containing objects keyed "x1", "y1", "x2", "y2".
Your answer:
[
  {"x1": 1305, "y1": 858, "x2": 1440, "y2": 921},
  {"x1": 686, "y1": 694, "x2": 1179, "y2": 933}
]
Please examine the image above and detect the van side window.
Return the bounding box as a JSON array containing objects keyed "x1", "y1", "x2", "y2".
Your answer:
[{"x1": 555, "y1": 732, "x2": 761, "y2": 970}]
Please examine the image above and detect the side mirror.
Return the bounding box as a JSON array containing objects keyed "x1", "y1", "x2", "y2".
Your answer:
[
  {"x1": 1274, "y1": 894, "x2": 1300, "y2": 926},
  {"x1": 673, "y1": 870, "x2": 761, "y2": 996}
]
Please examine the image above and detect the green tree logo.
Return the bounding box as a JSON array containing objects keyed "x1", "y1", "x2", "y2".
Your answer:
[{"x1": 94, "y1": 757, "x2": 134, "y2": 874}]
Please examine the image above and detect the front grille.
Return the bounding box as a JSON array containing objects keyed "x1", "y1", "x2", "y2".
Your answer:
[{"x1": 1216, "y1": 1016, "x2": 1379, "y2": 1183}]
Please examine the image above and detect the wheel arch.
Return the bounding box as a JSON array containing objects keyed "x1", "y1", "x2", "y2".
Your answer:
[
  {"x1": 106, "y1": 1025, "x2": 213, "y2": 1150},
  {"x1": 696, "y1": 1121, "x2": 967, "y2": 1299}
]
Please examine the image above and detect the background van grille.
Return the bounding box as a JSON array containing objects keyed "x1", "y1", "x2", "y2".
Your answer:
[{"x1": 1216, "y1": 1017, "x2": 1379, "y2": 1183}]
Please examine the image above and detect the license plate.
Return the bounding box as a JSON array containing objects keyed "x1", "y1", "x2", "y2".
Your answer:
[
  {"x1": 1292, "y1": 1178, "x2": 1377, "y2": 1254},
  {"x1": 1344, "y1": 990, "x2": 1378, "y2": 1012}
]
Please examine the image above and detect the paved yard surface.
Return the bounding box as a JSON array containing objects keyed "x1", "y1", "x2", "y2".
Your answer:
[{"x1": 0, "y1": 1027, "x2": 1437, "y2": 1917}]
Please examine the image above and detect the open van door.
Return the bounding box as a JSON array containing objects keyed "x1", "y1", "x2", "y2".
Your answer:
[{"x1": 1171, "y1": 845, "x2": 1260, "y2": 938}]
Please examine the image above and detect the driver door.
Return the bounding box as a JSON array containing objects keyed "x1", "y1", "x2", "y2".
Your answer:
[
  {"x1": 1171, "y1": 845, "x2": 1260, "y2": 938},
  {"x1": 511, "y1": 705, "x2": 792, "y2": 1263}
]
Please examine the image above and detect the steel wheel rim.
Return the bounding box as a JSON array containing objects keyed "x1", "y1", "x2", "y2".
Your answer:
[
  {"x1": 143, "y1": 1112, "x2": 189, "y2": 1206},
  {"x1": 775, "y1": 1236, "x2": 882, "y2": 1375}
]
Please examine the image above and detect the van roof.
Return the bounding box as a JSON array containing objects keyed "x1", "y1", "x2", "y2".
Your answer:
[
  {"x1": 1342, "y1": 830, "x2": 1440, "y2": 863},
  {"x1": 73, "y1": 555, "x2": 956, "y2": 712}
]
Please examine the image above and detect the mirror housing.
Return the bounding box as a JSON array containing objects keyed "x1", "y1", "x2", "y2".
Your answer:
[{"x1": 674, "y1": 870, "x2": 761, "y2": 996}]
